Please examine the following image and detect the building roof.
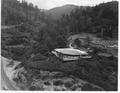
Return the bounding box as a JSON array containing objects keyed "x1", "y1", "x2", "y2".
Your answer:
[{"x1": 54, "y1": 48, "x2": 88, "y2": 56}]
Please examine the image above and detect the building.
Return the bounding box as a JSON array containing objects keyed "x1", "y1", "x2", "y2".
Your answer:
[{"x1": 52, "y1": 48, "x2": 91, "y2": 61}]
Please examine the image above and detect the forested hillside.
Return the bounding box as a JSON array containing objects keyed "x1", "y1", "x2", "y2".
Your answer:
[
  {"x1": 45, "y1": 5, "x2": 87, "y2": 20},
  {"x1": 1, "y1": 0, "x2": 46, "y2": 25},
  {"x1": 59, "y1": 1, "x2": 118, "y2": 39},
  {"x1": 1, "y1": 0, "x2": 67, "y2": 61}
]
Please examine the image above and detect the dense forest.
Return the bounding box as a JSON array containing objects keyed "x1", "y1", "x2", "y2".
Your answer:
[
  {"x1": 1, "y1": 0, "x2": 68, "y2": 60},
  {"x1": 1, "y1": 0, "x2": 118, "y2": 91},
  {"x1": 60, "y1": 1, "x2": 118, "y2": 39}
]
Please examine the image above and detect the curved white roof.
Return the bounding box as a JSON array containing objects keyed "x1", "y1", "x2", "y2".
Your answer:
[{"x1": 54, "y1": 48, "x2": 88, "y2": 55}]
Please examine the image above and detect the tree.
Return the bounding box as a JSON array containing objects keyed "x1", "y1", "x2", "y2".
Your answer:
[
  {"x1": 85, "y1": 36, "x2": 91, "y2": 47},
  {"x1": 74, "y1": 38, "x2": 81, "y2": 48}
]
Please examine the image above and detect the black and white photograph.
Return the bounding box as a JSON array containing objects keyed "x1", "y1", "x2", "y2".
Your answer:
[{"x1": 1, "y1": 0, "x2": 118, "y2": 91}]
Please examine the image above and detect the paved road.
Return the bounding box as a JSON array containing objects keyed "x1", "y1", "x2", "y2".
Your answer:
[{"x1": 1, "y1": 57, "x2": 16, "y2": 90}]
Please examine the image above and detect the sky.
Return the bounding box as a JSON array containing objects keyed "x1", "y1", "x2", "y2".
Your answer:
[{"x1": 19, "y1": 0, "x2": 115, "y2": 10}]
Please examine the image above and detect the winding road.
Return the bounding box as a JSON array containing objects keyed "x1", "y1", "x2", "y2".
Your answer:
[{"x1": 1, "y1": 57, "x2": 17, "y2": 90}]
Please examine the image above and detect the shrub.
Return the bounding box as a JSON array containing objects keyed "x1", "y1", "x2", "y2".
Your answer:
[{"x1": 53, "y1": 80, "x2": 64, "y2": 86}]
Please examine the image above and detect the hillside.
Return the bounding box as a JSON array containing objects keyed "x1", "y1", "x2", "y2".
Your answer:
[
  {"x1": 45, "y1": 5, "x2": 88, "y2": 20},
  {"x1": 1, "y1": 0, "x2": 46, "y2": 25},
  {"x1": 59, "y1": 1, "x2": 118, "y2": 39},
  {"x1": 1, "y1": 57, "x2": 104, "y2": 90}
]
